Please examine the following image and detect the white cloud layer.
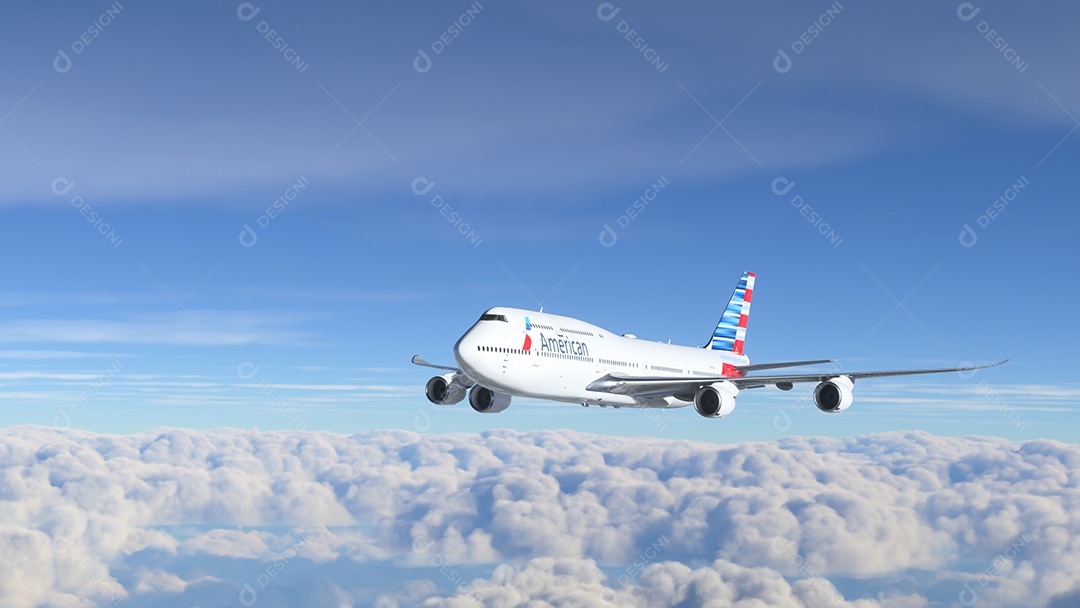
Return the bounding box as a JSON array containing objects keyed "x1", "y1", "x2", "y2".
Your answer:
[{"x1": 0, "y1": 426, "x2": 1077, "y2": 607}]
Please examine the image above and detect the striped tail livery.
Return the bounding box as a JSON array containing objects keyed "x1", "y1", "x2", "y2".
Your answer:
[{"x1": 710, "y1": 271, "x2": 755, "y2": 354}]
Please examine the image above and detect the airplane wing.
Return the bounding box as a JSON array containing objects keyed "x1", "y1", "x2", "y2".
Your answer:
[
  {"x1": 586, "y1": 360, "x2": 1009, "y2": 398},
  {"x1": 411, "y1": 355, "x2": 460, "y2": 372}
]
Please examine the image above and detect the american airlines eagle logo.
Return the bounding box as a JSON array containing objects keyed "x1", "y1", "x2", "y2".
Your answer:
[{"x1": 522, "y1": 317, "x2": 532, "y2": 351}]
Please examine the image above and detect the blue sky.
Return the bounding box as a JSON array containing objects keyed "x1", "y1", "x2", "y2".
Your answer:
[{"x1": 1, "y1": 1, "x2": 1077, "y2": 441}]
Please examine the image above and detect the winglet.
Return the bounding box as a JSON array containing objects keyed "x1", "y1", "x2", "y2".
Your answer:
[{"x1": 709, "y1": 271, "x2": 755, "y2": 354}]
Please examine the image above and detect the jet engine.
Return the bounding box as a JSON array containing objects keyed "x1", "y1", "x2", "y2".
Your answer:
[
  {"x1": 425, "y1": 373, "x2": 467, "y2": 405},
  {"x1": 814, "y1": 376, "x2": 854, "y2": 413},
  {"x1": 694, "y1": 381, "x2": 738, "y2": 418},
  {"x1": 469, "y1": 385, "x2": 512, "y2": 413}
]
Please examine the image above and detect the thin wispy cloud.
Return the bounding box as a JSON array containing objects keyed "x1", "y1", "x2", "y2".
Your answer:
[{"x1": 0, "y1": 312, "x2": 314, "y2": 346}]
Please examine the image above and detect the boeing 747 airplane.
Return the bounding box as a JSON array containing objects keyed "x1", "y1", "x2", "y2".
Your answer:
[{"x1": 413, "y1": 272, "x2": 1006, "y2": 418}]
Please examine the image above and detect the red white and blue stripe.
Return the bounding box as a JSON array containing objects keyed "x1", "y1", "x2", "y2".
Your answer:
[{"x1": 710, "y1": 271, "x2": 755, "y2": 355}]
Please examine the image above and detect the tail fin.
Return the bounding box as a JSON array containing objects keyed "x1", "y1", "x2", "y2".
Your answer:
[{"x1": 708, "y1": 271, "x2": 755, "y2": 354}]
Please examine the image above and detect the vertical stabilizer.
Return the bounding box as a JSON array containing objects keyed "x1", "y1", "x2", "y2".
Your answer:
[{"x1": 709, "y1": 271, "x2": 755, "y2": 354}]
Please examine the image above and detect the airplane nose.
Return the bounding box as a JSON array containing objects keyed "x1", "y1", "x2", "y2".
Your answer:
[{"x1": 453, "y1": 330, "x2": 478, "y2": 373}]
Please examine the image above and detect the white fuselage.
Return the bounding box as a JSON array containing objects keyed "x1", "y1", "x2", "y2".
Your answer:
[{"x1": 453, "y1": 307, "x2": 748, "y2": 408}]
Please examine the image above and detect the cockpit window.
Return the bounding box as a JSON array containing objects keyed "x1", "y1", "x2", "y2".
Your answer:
[{"x1": 480, "y1": 313, "x2": 508, "y2": 322}]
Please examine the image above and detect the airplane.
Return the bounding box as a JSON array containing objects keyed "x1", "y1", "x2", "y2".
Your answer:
[{"x1": 413, "y1": 271, "x2": 1007, "y2": 418}]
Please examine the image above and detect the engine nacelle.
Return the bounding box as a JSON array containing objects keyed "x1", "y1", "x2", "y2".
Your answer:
[
  {"x1": 694, "y1": 381, "x2": 739, "y2": 418},
  {"x1": 469, "y1": 386, "x2": 512, "y2": 413},
  {"x1": 425, "y1": 373, "x2": 467, "y2": 405},
  {"x1": 814, "y1": 376, "x2": 854, "y2": 413}
]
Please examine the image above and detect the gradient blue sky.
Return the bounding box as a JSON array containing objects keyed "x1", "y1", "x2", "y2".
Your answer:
[{"x1": 1, "y1": 1, "x2": 1076, "y2": 442}]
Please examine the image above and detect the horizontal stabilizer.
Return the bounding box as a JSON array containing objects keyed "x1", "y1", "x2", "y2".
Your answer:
[{"x1": 736, "y1": 359, "x2": 836, "y2": 373}]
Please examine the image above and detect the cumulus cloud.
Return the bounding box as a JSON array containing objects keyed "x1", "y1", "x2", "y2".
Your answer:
[
  {"x1": 0, "y1": 426, "x2": 1075, "y2": 607},
  {"x1": 419, "y1": 557, "x2": 861, "y2": 608}
]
